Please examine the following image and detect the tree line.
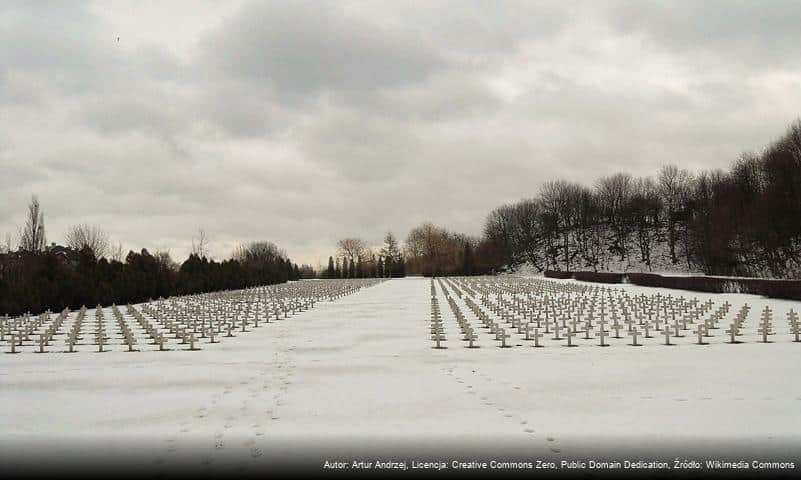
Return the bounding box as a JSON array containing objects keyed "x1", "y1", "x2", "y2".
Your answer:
[
  {"x1": 330, "y1": 119, "x2": 801, "y2": 279},
  {"x1": 481, "y1": 119, "x2": 801, "y2": 278},
  {"x1": 323, "y1": 227, "x2": 503, "y2": 278},
  {"x1": 323, "y1": 234, "x2": 407, "y2": 279},
  {"x1": 0, "y1": 201, "x2": 302, "y2": 316}
]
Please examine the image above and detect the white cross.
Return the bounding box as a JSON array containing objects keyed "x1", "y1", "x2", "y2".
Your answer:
[
  {"x1": 597, "y1": 320, "x2": 609, "y2": 347},
  {"x1": 583, "y1": 322, "x2": 593, "y2": 340},
  {"x1": 189, "y1": 332, "x2": 200, "y2": 351},
  {"x1": 611, "y1": 322, "x2": 623, "y2": 339},
  {"x1": 693, "y1": 325, "x2": 708, "y2": 345},
  {"x1": 565, "y1": 329, "x2": 576, "y2": 347},
  {"x1": 758, "y1": 321, "x2": 773, "y2": 343},
  {"x1": 433, "y1": 330, "x2": 447, "y2": 349},
  {"x1": 499, "y1": 328, "x2": 512, "y2": 348},
  {"x1": 532, "y1": 328, "x2": 544, "y2": 348},
  {"x1": 466, "y1": 329, "x2": 479, "y2": 349},
  {"x1": 673, "y1": 320, "x2": 684, "y2": 338},
  {"x1": 525, "y1": 323, "x2": 535, "y2": 340},
  {"x1": 552, "y1": 321, "x2": 563, "y2": 340},
  {"x1": 629, "y1": 328, "x2": 641, "y2": 346}
]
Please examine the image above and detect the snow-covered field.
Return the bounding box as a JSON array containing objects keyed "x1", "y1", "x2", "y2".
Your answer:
[{"x1": 2, "y1": 277, "x2": 800, "y2": 475}]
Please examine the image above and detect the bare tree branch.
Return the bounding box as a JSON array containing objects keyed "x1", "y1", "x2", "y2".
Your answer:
[
  {"x1": 19, "y1": 195, "x2": 46, "y2": 253},
  {"x1": 65, "y1": 224, "x2": 110, "y2": 258}
]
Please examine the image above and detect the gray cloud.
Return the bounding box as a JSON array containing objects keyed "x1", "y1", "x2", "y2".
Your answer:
[
  {"x1": 603, "y1": 0, "x2": 801, "y2": 69},
  {"x1": 200, "y1": 0, "x2": 445, "y2": 95},
  {"x1": 1, "y1": 0, "x2": 800, "y2": 266}
]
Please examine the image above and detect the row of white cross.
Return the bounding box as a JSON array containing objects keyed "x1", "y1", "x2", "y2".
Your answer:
[
  {"x1": 1, "y1": 279, "x2": 385, "y2": 354},
  {"x1": 430, "y1": 276, "x2": 801, "y2": 349}
]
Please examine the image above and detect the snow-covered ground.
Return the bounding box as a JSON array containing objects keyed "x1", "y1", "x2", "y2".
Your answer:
[{"x1": 1, "y1": 277, "x2": 800, "y2": 475}]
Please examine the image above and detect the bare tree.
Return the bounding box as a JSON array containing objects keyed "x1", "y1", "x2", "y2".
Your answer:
[
  {"x1": 571, "y1": 186, "x2": 602, "y2": 270},
  {"x1": 483, "y1": 204, "x2": 516, "y2": 267},
  {"x1": 509, "y1": 198, "x2": 544, "y2": 270},
  {"x1": 337, "y1": 238, "x2": 368, "y2": 263},
  {"x1": 540, "y1": 180, "x2": 583, "y2": 271},
  {"x1": 0, "y1": 233, "x2": 11, "y2": 254},
  {"x1": 19, "y1": 195, "x2": 46, "y2": 253},
  {"x1": 628, "y1": 177, "x2": 662, "y2": 270},
  {"x1": 111, "y1": 242, "x2": 124, "y2": 262},
  {"x1": 65, "y1": 224, "x2": 110, "y2": 258},
  {"x1": 192, "y1": 228, "x2": 209, "y2": 259},
  {"x1": 154, "y1": 250, "x2": 179, "y2": 271},
  {"x1": 595, "y1": 174, "x2": 633, "y2": 264},
  {"x1": 233, "y1": 241, "x2": 287, "y2": 265},
  {"x1": 404, "y1": 223, "x2": 453, "y2": 276},
  {"x1": 657, "y1": 165, "x2": 694, "y2": 264}
]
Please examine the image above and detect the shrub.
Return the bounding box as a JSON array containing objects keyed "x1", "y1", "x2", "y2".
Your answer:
[
  {"x1": 573, "y1": 271, "x2": 624, "y2": 284},
  {"x1": 546, "y1": 270, "x2": 801, "y2": 300},
  {"x1": 544, "y1": 270, "x2": 572, "y2": 279}
]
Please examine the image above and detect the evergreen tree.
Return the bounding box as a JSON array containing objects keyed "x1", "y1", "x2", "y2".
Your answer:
[
  {"x1": 326, "y1": 256, "x2": 335, "y2": 279},
  {"x1": 462, "y1": 241, "x2": 474, "y2": 275},
  {"x1": 380, "y1": 232, "x2": 401, "y2": 276}
]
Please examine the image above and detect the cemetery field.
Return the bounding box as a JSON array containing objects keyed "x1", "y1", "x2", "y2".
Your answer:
[{"x1": 1, "y1": 276, "x2": 800, "y2": 475}]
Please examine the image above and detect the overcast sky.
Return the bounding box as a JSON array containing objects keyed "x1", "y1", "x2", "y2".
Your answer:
[{"x1": 2, "y1": 1, "x2": 800, "y2": 266}]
